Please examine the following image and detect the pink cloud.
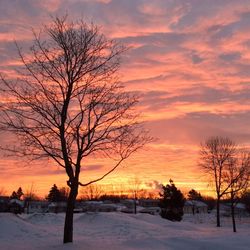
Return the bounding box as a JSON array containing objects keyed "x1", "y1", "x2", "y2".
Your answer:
[{"x1": 1, "y1": 0, "x2": 250, "y2": 196}]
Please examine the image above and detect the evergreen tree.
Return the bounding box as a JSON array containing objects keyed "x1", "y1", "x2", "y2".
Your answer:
[
  {"x1": 10, "y1": 191, "x2": 18, "y2": 199},
  {"x1": 159, "y1": 179, "x2": 185, "y2": 221},
  {"x1": 10, "y1": 187, "x2": 24, "y2": 200},
  {"x1": 47, "y1": 184, "x2": 62, "y2": 202},
  {"x1": 188, "y1": 189, "x2": 203, "y2": 201},
  {"x1": 16, "y1": 187, "x2": 24, "y2": 200}
]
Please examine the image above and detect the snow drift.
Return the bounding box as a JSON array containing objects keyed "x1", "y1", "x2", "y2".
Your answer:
[{"x1": 0, "y1": 212, "x2": 249, "y2": 249}]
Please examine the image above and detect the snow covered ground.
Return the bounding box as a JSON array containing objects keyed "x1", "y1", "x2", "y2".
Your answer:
[{"x1": 0, "y1": 212, "x2": 250, "y2": 250}]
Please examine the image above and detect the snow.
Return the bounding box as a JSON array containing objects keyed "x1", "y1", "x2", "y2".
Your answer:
[{"x1": 0, "y1": 212, "x2": 250, "y2": 249}]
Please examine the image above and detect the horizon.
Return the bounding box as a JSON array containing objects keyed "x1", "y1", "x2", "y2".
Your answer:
[{"x1": 1, "y1": 181, "x2": 216, "y2": 200}]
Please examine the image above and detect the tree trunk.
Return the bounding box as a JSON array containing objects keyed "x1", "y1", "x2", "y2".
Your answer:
[
  {"x1": 134, "y1": 199, "x2": 137, "y2": 214},
  {"x1": 231, "y1": 203, "x2": 236, "y2": 232},
  {"x1": 26, "y1": 200, "x2": 30, "y2": 214},
  {"x1": 216, "y1": 198, "x2": 221, "y2": 227},
  {"x1": 63, "y1": 184, "x2": 78, "y2": 243}
]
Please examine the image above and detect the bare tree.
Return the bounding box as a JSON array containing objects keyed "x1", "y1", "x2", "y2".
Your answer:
[
  {"x1": 224, "y1": 152, "x2": 250, "y2": 232},
  {"x1": 59, "y1": 186, "x2": 70, "y2": 200},
  {"x1": 80, "y1": 184, "x2": 103, "y2": 200},
  {"x1": 24, "y1": 183, "x2": 39, "y2": 201},
  {"x1": 0, "y1": 16, "x2": 151, "y2": 243},
  {"x1": 24, "y1": 183, "x2": 40, "y2": 214},
  {"x1": 199, "y1": 136, "x2": 236, "y2": 227},
  {"x1": 129, "y1": 177, "x2": 143, "y2": 214}
]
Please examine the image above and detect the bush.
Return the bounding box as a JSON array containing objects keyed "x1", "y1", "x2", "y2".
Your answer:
[{"x1": 160, "y1": 209, "x2": 183, "y2": 221}]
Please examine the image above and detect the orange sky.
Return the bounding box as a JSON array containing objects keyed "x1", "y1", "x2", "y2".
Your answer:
[{"x1": 1, "y1": 0, "x2": 250, "y2": 198}]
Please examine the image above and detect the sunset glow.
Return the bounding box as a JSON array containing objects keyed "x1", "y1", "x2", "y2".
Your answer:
[{"x1": 1, "y1": 0, "x2": 250, "y2": 198}]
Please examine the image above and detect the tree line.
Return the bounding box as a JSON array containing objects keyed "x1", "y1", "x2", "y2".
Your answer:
[{"x1": 3, "y1": 171, "x2": 250, "y2": 234}]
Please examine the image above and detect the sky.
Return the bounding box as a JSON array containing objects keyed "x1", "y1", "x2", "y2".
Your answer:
[{"x1": 1, "y1": 0, "x2": 250, "y2": 197}]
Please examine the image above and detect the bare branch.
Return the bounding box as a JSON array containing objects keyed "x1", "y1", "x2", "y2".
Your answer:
[{"x1": 0, "y1": 15, "x2": 151, "y2": 191}]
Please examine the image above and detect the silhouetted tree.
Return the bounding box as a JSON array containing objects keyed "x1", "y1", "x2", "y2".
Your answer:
[
  {"x1": 24, "y1": 184, "x2": 39, "y2": 201},
  {"x1": 159, "y1": 179, "x2": 185, "y2": 221},
  {"x1": 188, "y1": 189, "x2": 203, "y2": 201},
  {"x1": 59, "y1": 187, "x2": 69, "y2": 201},
  {"x1": 0, "y1": 16, "x2": 150, "y2": 243},
  {"x1": 46, "y1": 184, "x2": 68, "y2": 202},
  {"x1": 10, "y1": 187, "x2": 23, "y2": 200},
  {"x1": 10, "y1": 191, "x2": 17, "y2": 199},
  {"x1": 24, "y1": 183, "x2": 39, "y2": 214},
  {"x1": 129, "y1": 177, "x2": 143, "y2": 214},
  {"x1": 224, "y1": 152, "x2": 250, "y2": 232},
  {"x1": 80, "y1": 184, "x2": 103, "y2": 200},
  {"x1": 199, "y1": 136, "x2": 236, "y2": 227},
  {"x1": 47, "y1": 184, "x2": 62, "y2": 202},
  {"x1": 17, "y1": 187, "x2": 24, "y2": 199}
]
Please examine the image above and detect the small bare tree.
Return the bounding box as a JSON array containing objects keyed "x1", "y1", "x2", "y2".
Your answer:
[
  {"x1": 224, "y1": 152, "x2": 250, "y2": 232},
  {"x1": 129, "y1": 177, "x2": 143, "y2": 214},
  {"x1": 24, "y1": 183, "x2": 40, "y2": 214},
  {"x1": 80, "y1": 184, "x2": 103, "y2": 200},
  {"x1": 0, "y1": 16, "x2": 150, "y2": 243},
  {"x1": 24, "y1": 183, "x2": 39, "y2": 201},
  {"x1": 199, "y1": 136, "x2": 236, "y2": 227}
]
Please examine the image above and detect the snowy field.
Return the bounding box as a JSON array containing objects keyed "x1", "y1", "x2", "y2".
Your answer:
[{"x1": 0, "y1": 212, "x2": 250, "y2": 250}]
